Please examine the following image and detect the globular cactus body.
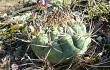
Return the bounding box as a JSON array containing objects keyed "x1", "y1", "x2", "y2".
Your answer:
[{"x1": 31, "y1": 22, "x2": 91, "y2": 63}]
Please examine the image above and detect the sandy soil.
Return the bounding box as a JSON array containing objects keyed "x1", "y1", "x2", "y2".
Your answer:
[{"x1": 0, "y1": 0, "x2": 24, "y2": 14}]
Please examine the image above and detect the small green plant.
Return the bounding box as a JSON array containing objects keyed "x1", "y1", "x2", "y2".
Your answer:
[{"x1": 88, "y1": 3, "x2": 110, "y2": 19}]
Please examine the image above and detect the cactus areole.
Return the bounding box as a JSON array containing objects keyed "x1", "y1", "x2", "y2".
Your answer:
[{"x1": 31, "y1": 21, "x2": 91, "y2": 63}]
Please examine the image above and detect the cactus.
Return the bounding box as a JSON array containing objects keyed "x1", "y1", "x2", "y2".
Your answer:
[{"x1": 31, "y1": 19, "x2": 91, "y2": 63}]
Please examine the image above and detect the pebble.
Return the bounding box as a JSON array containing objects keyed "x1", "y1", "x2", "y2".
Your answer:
[
  {"x1": 107, "y1": 36, "x2": 110, "y2": 44},
  {"x1": 11, "y1": 63, "x2": 19, "y2": 70},
  {"x1": 96, "y1": 36, "x2": 103, "y2": 42}
]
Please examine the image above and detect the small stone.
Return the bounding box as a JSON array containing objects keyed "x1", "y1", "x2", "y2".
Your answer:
[
  {"x1": 107, "y1": 37, "x2": 110, "y2": 44},
  {"x1": 96, "y1": 36, "x2": 103, "y2": 42},
  {"x1": 18, "y1": 24, "x2": 25, "y2": 30},
  {"x1": 98, "y1": 52, "x2": 103, "y2": 57},
  {"x1": 29, "y1": 25, "x2": 35, "y2": 33},
  {"x1": 2, "y1": 13, "x2": 7, "y2": 17},
  {"x1": 84, "y1": 57, "x2": 91, "y2": 62},
  {"x1": 73, "y1": 11, "x2": 81, "y2": 17},
  {"x1": 11, "y1": 63, "x2": 19, "y2": 70},
  {"x1": 10, "y1": 55, "x2": 15, "y2": 62}
]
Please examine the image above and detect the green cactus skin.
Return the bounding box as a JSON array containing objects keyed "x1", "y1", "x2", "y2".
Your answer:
[
  {"x1": 50, "y1": 29, "x2": 59, "y2": 41},
  {"x1": 78, "y1": 37, "x2": 91, "y2": 55},
  {"x1": 31, "y1": 23, "x2": 91, "y2": 63},
  {"x1": 58, "y1": 34, "x2": 81, "y2": 62},
  {"x1": 67, "y1": 23, "x2": 91, "y2": 55},
  {"x1": 43, "y1": 43, "x2": 63, "y2": 63},
  {"x1": 31, "y1": 34, "x2": 48, "y2": 57},
  {"x1": 80, "y1": 23, "x2": 87, "y2": 34}
]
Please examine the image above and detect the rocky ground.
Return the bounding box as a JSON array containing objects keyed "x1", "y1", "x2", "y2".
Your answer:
[{"x1": 0, "y1": 0, "x2": 110, "y2": 70}]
